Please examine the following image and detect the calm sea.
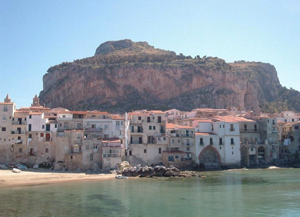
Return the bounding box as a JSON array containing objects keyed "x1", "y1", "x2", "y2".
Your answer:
[{"x1": 1, "y1": 168, "x2": 300, "y2": 217}]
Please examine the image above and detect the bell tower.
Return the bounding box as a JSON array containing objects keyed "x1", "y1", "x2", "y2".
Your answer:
[
  {"x1": 4, "y1": 94, "x2": 11, "y2": 103},
  {"x1": 31, "y1": 94, "x2": 40, "y2": 106}
]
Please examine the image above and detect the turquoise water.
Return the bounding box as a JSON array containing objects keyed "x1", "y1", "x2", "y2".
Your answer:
[{"x1": 1, "y1": 169, "x2": 300, "y2": 217}]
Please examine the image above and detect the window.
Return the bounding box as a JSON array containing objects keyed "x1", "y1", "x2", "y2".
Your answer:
[
  {"x1": 93, "y1": 145, "x2": 98, "y2": 150},
  {"x1": 149, "y1": 126, "x2": 152, "y2": 130},
  {"x1": 55, "y1": 124, "x2": 57, "y2": 128},
  {"x1": 187, "y1": 147, "x2": 190, "y2": 151},
  {"x1": 42, "y1": 125, "x2": 45, "y2": 129},
  {"x1": 219, "y1": 138, "x2": 223, "y2": 145},
  {"x1": 29, "y1": 134, "x2": 32, "y2": 139},
  {"x1": 210, "y1": 138, "x2": 213, "y2": 145},
  {"x1": 45, "y1": 148, "x2": 49, "y2": 153},
  {"x1": 163, "y1": 137, "x2": 166, "y2": 140},
  {"x1": 86, "y1": 145, "x2": 89, "y2": 150},
  {"x1": 220, "y1": 147, "x2": 221, "y2": 149},
  {"x1": 292, "y1": 119, "x2": 295, "y2": 122},
  {"x1": 138, "y1": 116, "x2": 141, "y2": 120},
  {"x1": 231, "y1": 138, "x2": 234, "y2": 145},
  {"x1": 159, "y1": 148, "x2": 161, "y2": 154},
  {"x1": 63, "y1": 115, "x2": 66, "y2": 118},
  {"x1": 254, "y1": 124, "x2": 257, "y2": 131},
  {"x1": 168, "y1": 156, "x2": 174, "y2": 161},
  {"x1": 3, "y1": 105, "x2": 8, "y2": 112},
  {"x1": 200, "y1": 138, "x2": 203, "y2": 145},
  {"x1": 158, "y1": 116, "x2": 161, "y2": 123},
  {"x1": 29, "y1": 115, "x2": 32, "y2": 119},
  {"x1": 116, "y1": 121, "x2": 120, "y2": 125},
  {"x1": 230, "y1": 124, "x2": 234, "y2": 131},
  {"x1": 1, "y1": 127, "x2": 6, "y2": 132},
  {"x1": 172, "y1": 139, "x2": 175, "y2": 144},
  {"x1": 153, "y1": 126, "x2": 156, "y2": 130},
  {"x1": 2, "y1": 115, "x2": 6, "y2": 121},
  {"x1": 90, "y1": 154, "x2": 93, "y2": 161},
  {"x1": 144, "y1": 149, "x2": 147, "y2": 153},
  {"x1": 232, "y1": 152, "x2": 234, "y2": 155},
  {"x1": 19, "y1": 148, "x2": 22, "y2": 153},
  {"x1": 104, "y1": 125, "x2": 109, "y2": 130},
  {"x1": 40, "y1": 133, "x2": 44, "y2": 137},
  {"x1": 147, "y1": 117, "x2": 150, "y2": 123},
  {"x1": 129, "y1": 151, "x2": 132, "y2": 156}
]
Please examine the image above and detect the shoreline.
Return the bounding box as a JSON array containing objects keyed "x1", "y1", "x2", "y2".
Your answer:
[
  {"x1": 0, "y1": 166, "x2": 296, "y2": 188},
  {"x1": 0, "y1": 169, "x2": 116, "y2": 188}
]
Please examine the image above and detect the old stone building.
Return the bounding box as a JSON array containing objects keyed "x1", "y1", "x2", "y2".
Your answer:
[{"x1": 126, "y1": 110, "x2": 168, "y2": 166}]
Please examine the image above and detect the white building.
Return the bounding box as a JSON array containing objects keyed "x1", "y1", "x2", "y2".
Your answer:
[{"x1": 194, "y1": 117, "x2": 241, "y2": 168}]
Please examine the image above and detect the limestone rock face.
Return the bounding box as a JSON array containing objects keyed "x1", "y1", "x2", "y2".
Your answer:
[{"x1": 39, "y1": 40, "x2": 300, "y2": 113}]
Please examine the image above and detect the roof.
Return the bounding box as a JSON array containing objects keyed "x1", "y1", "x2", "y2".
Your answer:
[
  {"x1": 0, "y1": 102, "x2": 14, "y2": 105},
  {"x1": 29, "y1": 112, "x2": 43, "y2": 115},
  {"x1": 283, "y1": 121, "x2": 300, "y2": 127},
  {"x1": 213, "y1": 116, "x2": 255, "y2": 123},
  {"x1": 166, "y1": 123, "x2": 194, "y2": 129},
  {"x1": 56, "y1": 111, "x2": 109, "y2": 115},
  {"x1": 195, "y1": 132, "x2": 217, "y2": 136}
]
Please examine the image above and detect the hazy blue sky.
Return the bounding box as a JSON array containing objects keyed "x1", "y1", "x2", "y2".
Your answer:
[{"x1": 1, "y1": 0, "x2": 299, "y2": 108}]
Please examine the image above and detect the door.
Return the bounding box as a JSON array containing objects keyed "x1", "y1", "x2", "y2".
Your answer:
[{"x1": 46, "y1": 133, "x2": 50, "y2": 141}]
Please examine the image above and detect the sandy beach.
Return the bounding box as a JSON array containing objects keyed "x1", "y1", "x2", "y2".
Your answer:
[{"x1": 0, "y1": 169, "x2": 115, "y2": 188}]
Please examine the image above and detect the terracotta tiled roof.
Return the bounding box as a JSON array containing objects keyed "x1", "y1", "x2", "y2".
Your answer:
[
  {"x1": 166, "y1": 123, "x2": 194, "y2": 129},
  {"x1": 195, "y1": 132, "x2": 217, "y2": 136},
  {"x1": 213, "y1": 116, "x2": 255, "y2": 123}
]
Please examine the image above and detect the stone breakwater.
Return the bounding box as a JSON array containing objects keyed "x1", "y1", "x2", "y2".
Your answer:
[{"x1": 117, "y1": 164, "x2": 201, "y2": 178}]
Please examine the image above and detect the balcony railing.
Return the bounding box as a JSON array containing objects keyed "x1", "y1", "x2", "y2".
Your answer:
[
  {"x1": 85, "y1": 128, "x2": 103, "y2": 132},
  {"x1": 15, "y1": 140, "x2": 22, "y2": 144},
  {"x1": 11, "y1": 131, "x2": 26, "y2": 135},
  {"x1": 103, "y1": 154, "x2": 121, "y2": 158},
  {"x1": 12, "y1": 122, "x2": 27, "y2": 125},
  {"x1": 240, "y1": 129, "x2": 259, "y2": 133}
]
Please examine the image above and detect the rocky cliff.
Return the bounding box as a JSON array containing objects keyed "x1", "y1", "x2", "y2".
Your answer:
[{"x1": 39, "y1": 39, "x2": 300, "y2": 113}]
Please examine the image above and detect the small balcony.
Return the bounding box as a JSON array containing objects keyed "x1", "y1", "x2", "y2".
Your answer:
[
  {"x1": 240, "y1": 128, "x2": 259, "y2": 133},
  {"x1": 11, "y1": 130, "x2": 26, "y2": 135},
  {"x1": 15, "y1": 140, "x2": 22, "y2": 144},
  {"x1": 85, "y1": 127, "x2": 103, "y2": 132},
  {"x1": 103, "y1": 154, "x2": 121, "y2": 158},
  {"x1": 12, "y1": 121, "x2": 27, "y2": 126}
]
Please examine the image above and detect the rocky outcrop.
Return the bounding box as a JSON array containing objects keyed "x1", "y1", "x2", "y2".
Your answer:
[
  {"x1": 117, "y1": 163, "x2": 199, "y2": 178},
  {"x1": 39, "y1": 39, "x2": 300, "y2": 113}
]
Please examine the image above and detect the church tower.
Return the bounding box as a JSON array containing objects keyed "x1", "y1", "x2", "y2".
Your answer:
[
  {"x1": 31, "y1": 94, "x2": 40, "y2": 106},
  {"x1": 4, "y1": 94, "x2": 11, "y2": 103}
]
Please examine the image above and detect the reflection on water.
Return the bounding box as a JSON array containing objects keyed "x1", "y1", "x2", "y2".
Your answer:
[{"x1": 1, "y1": 169, "x2": 300, "y2": 217}]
